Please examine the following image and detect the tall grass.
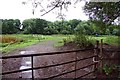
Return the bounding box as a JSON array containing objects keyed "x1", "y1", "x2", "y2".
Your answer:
[
  {"x1": 0, "y1": 34, "x2": 69, "y2": 53},
  {"x1": 0, "y1": 35, "x2": 23, "y2": 43},
  {"x1": 1, "y1": 34, "x2": 44, "y2": 53}
]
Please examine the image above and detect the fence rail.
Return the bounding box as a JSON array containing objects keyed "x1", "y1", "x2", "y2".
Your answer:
[
  {"x1": 103, "y1": 48, "x2": 120, "y2": 52},
  {"x1": 1, "y1": 47, "x2": 97, "y2": 80},
  {"x1": 1, "y1": 55, "x2": 97, "y2": 75},
  {"x1": 44, "y1": 63, "x2": 97, "y2": 79},
  {"x1": 1, "y1": 48, "x2": 95, "y2": 59}
]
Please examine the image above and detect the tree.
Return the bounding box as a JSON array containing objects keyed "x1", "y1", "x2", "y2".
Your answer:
[
  {"x1": 35, "y1": 18, "x2": 48, "y2": 34},
  {"x1": 75, "y1": 21, "x2": 94, "y2": 35},
  {"x1": 0, "y1": 19, "x2": 3, "y2": 34},
  {"x1": 2, "y1": 19, "x2": 21, "y2": 34},
  {"x1": 14, "y1": 19, "x2": 21, "y2": 29},
  {"x1": 84, "y1": 2, "x2": 120, "y2": 25},
  {"x1": 23, "y1": 0, "x2": 120, "y2": 24},
  {"x1": 22, "y1": 18, "x2": 48, "y2": 34},
  {"x1": 68, "y1": 19, "x2": 81, "y2": 33},
  {"x1": 22, "y1": 19, "x2": 36, "y2": 34},
  {"x1": 112, "y1": 25, "x2": 120, "y2": 36},
  {"x1": 44, "y1": 21, "x2": 59, "y2": 34}
]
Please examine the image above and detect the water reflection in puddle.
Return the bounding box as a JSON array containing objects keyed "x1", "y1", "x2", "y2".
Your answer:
[
  {"x1": 19, "y1": 51, "x2": 35, "y2": 78},
  {"x1": 25, "y1": 61, "x2": 31, "y2": 65},
  {"x1": 20, "y1": 51, "x2": 35, "y2": 54},
  {"x1": 20, "y1": 51, "x2": 26, "y2": 54},
  {"x1": 19, "y1": 50, "x2": 40, "y2": 78},
  {"x1": 20, "y1": 66, "x2": 31, "y2": 73}
]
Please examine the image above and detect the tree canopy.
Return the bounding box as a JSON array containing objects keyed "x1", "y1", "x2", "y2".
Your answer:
[
  {"x1": 84, "y1": 2, "x2": 120, "y2": 25},
  {"x1": 1, "y1": 19, "x2": 21, "y2": 34},
  {"x1": 23, "y1": 0, "x2": 120, "y2": 25}
]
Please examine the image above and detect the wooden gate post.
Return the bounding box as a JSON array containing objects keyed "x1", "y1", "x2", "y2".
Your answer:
[
  {"x1": 100, "y1": 39, "x2": 103, "y2": 72},
  {"x1": 93, "y1": 40, "x2": 99, "y2": 76},
  {"x1": 75, "y1": 52, "x2": 77, "y2": 78}
]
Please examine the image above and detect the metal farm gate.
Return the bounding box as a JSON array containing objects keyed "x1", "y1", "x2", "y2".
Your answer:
[{"x1": 2, "y1": 40, "x2": 119, "y2": 79}]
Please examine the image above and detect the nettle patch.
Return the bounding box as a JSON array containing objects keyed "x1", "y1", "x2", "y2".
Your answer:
[
  {"x1": 97, "y1": 64, "x2": 120, "y2": 78},
  {"x1": 0, "y1": 35, "x2": 24, "y2": 43}
]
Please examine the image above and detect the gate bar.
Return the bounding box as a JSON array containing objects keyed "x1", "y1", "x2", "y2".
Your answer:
[
  {"x1": 1, "y1": 55, "x2": 97, "y2": 75},
  {"x1": 31, "y1": 56, "x2": 34, "y2": 80}
]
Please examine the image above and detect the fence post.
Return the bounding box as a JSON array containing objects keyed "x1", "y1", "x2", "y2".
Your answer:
[
  {"x1": 31, "y1": 56, "x2": 34, "y2": 80},
  {"x1": 100, "y1": 39, "x2": 103, "y2": 73},
  {"x1": 93, "y1": 40, "x2": 99, "y2": 77},
  {"x1": 75, "y1": 52, "x2": 77, "y2": 78}
]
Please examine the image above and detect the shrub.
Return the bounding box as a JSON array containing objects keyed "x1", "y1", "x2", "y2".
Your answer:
[
  {"x1": 73, "y1": 32, "x2": 93, "y2": 48},
  {"x1": 103, "y1": 64, "x2": 113, "y2": 75},
  {"x1": 62, "y1": 35, "x2": 73, "y2": 45}
]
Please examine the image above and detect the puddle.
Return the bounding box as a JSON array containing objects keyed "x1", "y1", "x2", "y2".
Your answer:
[
  {"x1": 25, "y1": 61, "x2": 31, "y2": 65},
  {"x1": 20, "y1": 51, "x2": 35, "y2": 54},
  {"x1": 19, "y1": 50, "x2": 40, "y2": 78},
  {"x1": 20, "y1": 66, "x2": 31, "y2": 73},
  {"x1": 20, "y1": 51, "x2": 26, "y2": 54}
]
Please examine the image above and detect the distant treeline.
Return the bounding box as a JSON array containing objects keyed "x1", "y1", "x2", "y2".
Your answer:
[{"x1": 0, "y1": 18, "x2": 120, "y2": 35}]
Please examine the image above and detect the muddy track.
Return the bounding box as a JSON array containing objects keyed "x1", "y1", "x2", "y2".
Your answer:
[{"x1": 2, "y1": 40, "x2": 95, "y2": 79}]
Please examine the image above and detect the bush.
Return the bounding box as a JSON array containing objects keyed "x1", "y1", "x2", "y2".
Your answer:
[
  {"x1": 112, "y1": 29, "x2": 120, "y2": 36},
  {"x1": 74, "y1": 33, "x2": 93, "y2": 48}
]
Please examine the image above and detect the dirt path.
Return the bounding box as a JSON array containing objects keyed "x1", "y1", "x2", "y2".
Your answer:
[
  {"x1": 2, "y1": 40, "x2": 95, "y2": 79},
  {"x1": 2, "y1": 40, "x2": 58, "y2": 78}
]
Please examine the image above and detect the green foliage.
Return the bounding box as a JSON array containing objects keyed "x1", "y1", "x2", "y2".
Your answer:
[
  {"x1": 75, "y1": 21, "x2": 94, "y2": 35},
  {"x1": 74, "y1": 32, "x2": 93, "y2": 48},
  {"x1": 1, "y1": 34, "x2": 43, "y2": 53},
  {"x1": 21, "y1": 19, "x2": 81, "y2": 34},
  {"x1": 0, "y1": 43, "x2": 9, "y2": 47},
  {"x1": 1, "y1": 34, "x2": 69, "y2": 53},
  {"x1": 63, "y1": 36, "x2": 73, "y2": 44},
  {"x1": 1, "y1": 19, "x2": 21, "y2": 34},
  {"x1": 103, "y1": 64, "x2": 113, "y2": 75},
  {"x1": 112, "y1": 28, "x2": 120, "y2": 36},
  {"x1": 1, "y1": 18, "x2": 119, "y2": 36},
  {"x1": 84, "y1": 2, "x2": 120, "y2": 25},
  {"x1": 22, "y1": 18, "x2": 48, "y2": 34},
  {"x1": 54, "y1": 35, "x2": 73, "y2": 47},
  {"x1": 105, "y1": 36, "x2": 120, "y2": 45},
  {"x1": 0, "y1": 19, "x2": 2, "y2": 34},
  {"x1": 102, "y1": 64, "x2": 120, "y2": 77}
]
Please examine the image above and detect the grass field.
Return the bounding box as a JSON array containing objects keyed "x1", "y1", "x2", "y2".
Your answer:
[
  {"x1": 0, "y1": 34, "x2": 69, "y2": 53},
  {"x1": 91, "y1": 35, "x2": 120, "y2": 45},
  {"x1": 0, "y1": 34, "x2": 119, "y2": 54}
]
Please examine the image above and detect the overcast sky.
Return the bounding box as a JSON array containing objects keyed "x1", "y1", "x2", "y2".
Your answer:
[{"x1": 0, "y1": 0, "x2": 89, "y2": 22}]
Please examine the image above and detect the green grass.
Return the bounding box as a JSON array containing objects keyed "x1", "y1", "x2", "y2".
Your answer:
[
  {"x1": 91, "y1": 35, "x2": 120, "y2": 45},
  {"x1": 54, "y1": 35, "x2": 120, "y2": 47},
  {"x1": 53, "y1": 35, "x2": 74, "y2": 47},
  {"x1": 54, "y1": 40, "x2": 64, "y2": 47},
  {"x1": 1, "y1": 34, "x2": 119, "y2": 54},
  {"x1": 1, "y1": 34, "x2": 44, "y2": 53},
  {"x1": 0, "y1": 34, "x2": 69, "y2": 53}
]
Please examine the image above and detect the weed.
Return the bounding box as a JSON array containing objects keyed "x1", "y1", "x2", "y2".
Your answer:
[{"x1": 103, "y1": 64, "x2": 113, "y2": 75}]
